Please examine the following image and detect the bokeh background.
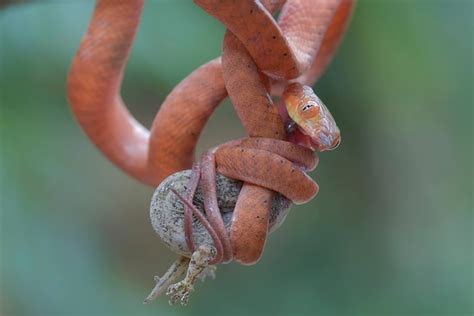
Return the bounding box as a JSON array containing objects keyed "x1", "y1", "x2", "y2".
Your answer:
[{"x1": 1, "y1": 1, "x2": 472, "y2": 315}]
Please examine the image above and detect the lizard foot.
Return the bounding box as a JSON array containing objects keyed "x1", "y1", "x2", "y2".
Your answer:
[
  {"x1": 143, "y1": 256, "x2": 189, "y2": 304},
  {"x1": 166, "y1": 245, "x2": 216, "y2": 305},
  {"x1": 166, "y1": 279, "x2": 194, "y2": 305}
]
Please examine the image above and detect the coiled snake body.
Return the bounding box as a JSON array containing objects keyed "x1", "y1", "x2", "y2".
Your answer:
[{"x1": 67, "y1": 0, "x2": 355, "y2": 305}]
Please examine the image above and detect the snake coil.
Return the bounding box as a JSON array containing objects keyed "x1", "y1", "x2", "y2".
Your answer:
[{"x1": 67, "y1": 0, "x2": 355, "y2": 264}]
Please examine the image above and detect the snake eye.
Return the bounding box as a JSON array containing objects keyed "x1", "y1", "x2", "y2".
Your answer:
[{"x1": 301, "y1": 104, "x2": 313, "y2": 112}]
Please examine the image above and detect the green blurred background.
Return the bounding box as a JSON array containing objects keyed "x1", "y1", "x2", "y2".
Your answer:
[{"x1": 1, "y1": 1, "x2": 472, "y2": 315}]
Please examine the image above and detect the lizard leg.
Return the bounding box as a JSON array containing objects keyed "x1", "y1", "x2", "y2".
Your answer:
[
  {"x1": 143, "y1": 256, "x2": 190, "y2": 304},
  {"x1": 166, "y1": 245, "x2": 216, "y2": 305}
]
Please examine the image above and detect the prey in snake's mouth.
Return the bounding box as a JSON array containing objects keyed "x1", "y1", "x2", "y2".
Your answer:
[{"x1": 281, "y1": 83, "x2": 341, "y2": 152}]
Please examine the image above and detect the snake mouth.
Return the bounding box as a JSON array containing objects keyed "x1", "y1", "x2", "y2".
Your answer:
[
  {"x1": 289, "y1": 125, "x2": 341, "y2": 152},
  {"x1": 287, "y1": 127, "x2": 319, "y2": 151},
  {"x1": 279, "y1": 100, "x2": 316, "y2": 150},
  {"x1": 330, "y1": 136, "x2": 341, "y2": 150}
]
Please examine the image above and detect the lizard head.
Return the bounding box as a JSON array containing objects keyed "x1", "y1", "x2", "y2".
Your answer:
[{"x1": 282, "y1": 83, "x2": 341, "y2": 152}]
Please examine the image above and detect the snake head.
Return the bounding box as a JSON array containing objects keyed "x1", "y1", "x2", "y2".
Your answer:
[{"x1": 283, "y1": 83, "x2": 341, "y2": 152}]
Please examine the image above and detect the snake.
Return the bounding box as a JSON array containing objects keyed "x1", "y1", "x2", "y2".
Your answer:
[{"x1": 67, "y1": 0, "x2": 356, "y2": 300}]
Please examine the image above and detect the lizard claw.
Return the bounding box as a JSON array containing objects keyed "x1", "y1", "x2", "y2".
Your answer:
[
  {"x1": 199, "y1": 265, "x2": 217, "y2": 282},
  {"x1": 166, "y1": 280, "x2": 194, "y2": 305}
]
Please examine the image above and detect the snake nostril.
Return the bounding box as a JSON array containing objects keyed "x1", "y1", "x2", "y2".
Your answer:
[{"x1": 331, "y1": 137, "x2": 341, "y2": 149}]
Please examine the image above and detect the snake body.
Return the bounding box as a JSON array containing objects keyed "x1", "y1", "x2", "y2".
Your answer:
[{"x1": 68, "y1": 0, "x2": 355, "y2": 264}]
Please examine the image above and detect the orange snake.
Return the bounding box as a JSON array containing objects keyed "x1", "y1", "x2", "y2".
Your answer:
[{"x1": 67, "y1": 0, "x2": 355, "y2": 265}]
